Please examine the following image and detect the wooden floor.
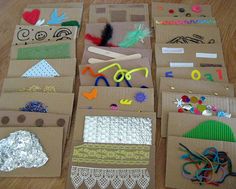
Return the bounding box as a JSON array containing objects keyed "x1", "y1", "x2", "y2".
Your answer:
[{"x1": 0, "y1": 0, "x2": 235, "y2": 189}]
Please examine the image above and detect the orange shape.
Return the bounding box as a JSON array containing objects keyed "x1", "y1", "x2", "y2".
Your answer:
[
  {"x1": 82, "y1": 66, "x2": 105, "y2": 77},
  {"x1": 83, "y1": 88, "x2": 98, "y2": 100}
]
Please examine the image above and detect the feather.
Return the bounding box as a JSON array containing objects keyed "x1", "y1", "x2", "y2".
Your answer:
[
  {"x1": 85, "y1": 33, "x2": 117, "y2": 47},
  {"x1": 99, "y1": 23, "x2": 113, "y2": 46},
  {"x1": 118, "y1": 24, "x2": 151, "y2": 48}
]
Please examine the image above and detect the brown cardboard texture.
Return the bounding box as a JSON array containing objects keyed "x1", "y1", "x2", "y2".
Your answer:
[
  {"x1": 0, "y1": 127, "x2": 63, "y2": 177},
  {"x1": 156, "y1": 67, "x2": 228, "y2": 87},
  {"x1": 10, "y1": 40, "x2": 76, "y2": 60},
  {"x1": 155, "y1": 25, "x2": 221, "y2": 44},
  {"x1": 2, "y1": 77, "x2": 74, "y2": 93},
  {"x1": 7, "y1": 59, "x2": 76, "y2": 77},
  {"x1": 89, "y1": 3, "x2": 149, "y2": 24},
  {"x1": 0, "y1": 92, "x2": 74, "y2": 115},
  {"x1": 166, "y1": 136, "x2": 236, "y2": 189},
  {"x1": 27, "y1": 2, "x2": 83, "y2": 8},
  {"x1": 20, "y1": 8, "x2": 83, "y2": 26},
  {"x1": 161, "y1": 91, "x2": 236, "y2": 137},
  {"x1": 157, "y1": 77, "x2": 234, "y2": 117},
  {"x1": 81, "y1": 46, "x2": 152, "y2": 64},
  {"x1": 155, "y1": 44, "x2": 225, "y2": 67},
  {"x1": 85, "y1": 22, "x2": 151, "y2": 49},
  {"x1": 13, "y1": 25, "x2": 78, "y2": 46},
  {"x1": 79, "y1": 58, "x2": 153, "y2": 88},
  {"x1": 77, "y1": 86, "x2": 154, "y2": 112}
]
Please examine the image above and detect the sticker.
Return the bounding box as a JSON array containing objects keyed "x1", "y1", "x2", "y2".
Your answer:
[
  {"x1": 196, "y1": 53, "x2": 217, "y2": 58},
  {"x1": 162, "y1": 47, "x2": 184, "y2": 54},
  {"x1": 170, "y1": 62, "x2": 194, "y2": 68}
]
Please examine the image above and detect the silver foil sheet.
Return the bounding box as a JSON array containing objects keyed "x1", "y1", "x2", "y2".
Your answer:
[{"x1": 0, "y1": 130, "x2": 48, "y2": 172}]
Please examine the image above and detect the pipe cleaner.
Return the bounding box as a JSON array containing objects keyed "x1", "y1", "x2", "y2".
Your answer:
[{"x1": 118, "y1": 24, "x2": 151, "y2": 48}]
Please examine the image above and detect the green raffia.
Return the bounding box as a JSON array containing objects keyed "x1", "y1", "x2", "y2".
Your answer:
[
  {"x1": 61, "y1": 20, "x2": 80, "y2": 28},
  {"x1": 183, "y1": 120, "x2": 236, "y2": 142}
]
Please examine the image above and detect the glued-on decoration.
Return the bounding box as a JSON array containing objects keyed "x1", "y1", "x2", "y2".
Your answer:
[
  {"x1": 47, "y1": 8, "x2": 67, "y2": 25},
  {"x1": 20, "y1": 101, "x2": 48, "y2": 113},
  {"x1": 82, "y1": 88, "x2": 97, "y2": 100},
  {"x1": 120, "y1": 99, "x2": 132, "y2": 105},
  {"x1": 21, "y1": 59, "x2": 59, "y2": 78},
  {"x1": 70, "y1": 166, "x2": 150, "y2": 189},
  {"x1": 22, "y1": 9, "x2": 40, "y2": 25}
]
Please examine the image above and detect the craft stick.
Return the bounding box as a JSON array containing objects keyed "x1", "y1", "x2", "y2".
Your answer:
[{"x1": 88, "y1": 46, "x2": 126, "y2": 58}]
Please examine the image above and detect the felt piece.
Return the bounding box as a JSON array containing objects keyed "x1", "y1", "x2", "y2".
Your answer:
[
  {"x1": 22, "y1": 9, "x2": 40, "y2": 25},
  {"x1": 183, "y1": 120, "x2": 236, "y2": 142},
  {"x1": 47, "y1": 8, "x2": 67, "y2": 24}
]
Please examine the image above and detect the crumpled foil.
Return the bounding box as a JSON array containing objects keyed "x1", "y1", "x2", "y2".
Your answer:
[{"x1": 0, "y1": 130, "x2": 48, "y2": 172}]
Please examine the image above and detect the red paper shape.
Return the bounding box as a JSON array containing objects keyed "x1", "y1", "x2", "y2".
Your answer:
[{"x1": 22, "y1": 9, "x2": 40, "y2": 25}]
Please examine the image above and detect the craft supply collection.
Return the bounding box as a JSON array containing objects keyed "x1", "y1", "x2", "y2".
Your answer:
[{"x1": 0, "y1": 1, "x2": 235, "y2": 189}]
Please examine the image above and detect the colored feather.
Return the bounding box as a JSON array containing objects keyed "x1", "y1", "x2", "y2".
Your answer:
[
  {"x1": 118, "y1": 24, "x2": 151, "y2": 48},
  {"x1": 85, "y1": 34, "x2": 117, "y2": 47},
  {"x1": 99, "y1": 23, "x2": 113, "y2": 46}
]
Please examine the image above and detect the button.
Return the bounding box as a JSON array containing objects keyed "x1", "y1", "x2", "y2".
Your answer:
[
  {"x1": 179, "y1": 8, "x2": 185, "y2": 12},
  {"x1": 169, "y1": 9, "x2": 174, "y2": 14},
  {"x1": 1, "y1": 116, "x2": 9, "y2": 125},
  {"x1": 186, "y1": 13, "x2": 191, "y2": 17},
  {"x1": 57, "y1": 118, "x2": 66, "y2": 127},
  {"x1": 17, "y1": 114, "x2": 26, "y2": 123},
  {"x1": 35, "y1": 119, "x2": 44, "y2": 127},
  {"x1": 191, "y1": 5, "x2": 202, "y2": 13}
]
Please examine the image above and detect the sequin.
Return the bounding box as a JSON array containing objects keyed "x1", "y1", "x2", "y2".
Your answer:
[
  {"x1": 190, "y1": 96, "x2": 198, "y2": 104},
  {"x1": 181, "y1": 95, "x2": 190, "y2": 103},
  {"x1": 178, "y1": 108, "x2": 184, "y2": 113},
  {"x1": 202, "y1": 109, "x2": 213, "y2": 116},
  {"x1": 183, "y1": 104, "x2": 192, "y2": 111},
  {"x1": 200, "y1": 96, "x2": 206, "y2": 102},
  {"x1": 197, "y1": 104, "x2": 206, "y2": 112}
]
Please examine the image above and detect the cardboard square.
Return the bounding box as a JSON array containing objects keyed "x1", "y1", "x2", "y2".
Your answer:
[
  {"x1": 157, "y1": 77, "x2": 234, "y2": 117},
  {"x1": 156, "y1": 67, "x2": 228, "y2": 87},
  {"x1": 155, "y1": 44, "x2": 225, "y2": 68},
  {"x1": 0, "y1": 127, "x2": 63, "y2": 177},
  {"x1": 89, "y1": 4, "x2": 149, "y2": 23},
  {"x1": 7, "y1": 59, "x2": 76, "y2": 77},
  {"x1": 166, "y1": 136, "x2": 236, "y2": 189},
  {"x1": 155, "y1": 25, "x2": 221, "y2": 44},
  {"x1": 81, "y1": 46, "x2": 152, "y2": 64},
  {"x1": 161, "y1": 91, "x2": 236, "y2": 137},
  {"x1": 154, "y1": 17, "x2": 216, "y2": 27},
  {"x1": 12, "y1": 25, "x2": 77, "y2": 46},
  {"x1": 27, "y1": 2, "x2": 83, "y2": 8},
  {"x1": 10, "y1": 41, "x2": 76, "y2": 60},
  {"x1": 20, "y1": 7, "x2": 83, "y2": 26},
  {"x1": 79, "y1": 58, "x2": 153, "y2": 88},
  {"x1": 2, "y1": 76, "x2": 74, "y2": 93},
  {"x1": 77, "y1": 86, "x2": 154, "y2": 112},
  {"x1": 85, "y1": 22, "x2": 151, "y2": 49},
  {"x1": 0, "y1": 92, "x2": 74, "y2": 115}
]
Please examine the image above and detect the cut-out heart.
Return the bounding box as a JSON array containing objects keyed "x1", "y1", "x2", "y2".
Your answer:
[
  {"x1": 83, "y1": 88, "x2": 97, "y2": 100},
  {"x1": 22, "y1": 9, "x2": 40, "y2": 25}
]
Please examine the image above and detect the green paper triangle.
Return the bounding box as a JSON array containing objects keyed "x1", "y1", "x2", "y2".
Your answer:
[{"x1": 183, "y1": 120, "x2": 236, "y2": 142}]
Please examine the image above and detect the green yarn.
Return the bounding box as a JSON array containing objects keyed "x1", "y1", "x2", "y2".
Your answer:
[
  {"x1": 183, "y1": 120, "x2": 236, "y2": 142},
  {"x1": 61, "y1": 20, "x2": 80, "y2": 28},
  {"x1": 17, "y1": 43, "x2": 71, "y2": 60}
]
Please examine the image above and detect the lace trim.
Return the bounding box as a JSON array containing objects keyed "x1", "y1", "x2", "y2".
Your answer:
[
  {"x1": 72, "y1": 144, "x2": 150, "y2": 165},
  {"x1": 83, "y1": 116, "x2": 152, "y2": 145},
  {"x1": 70, "y1": 166, "x2": 150, "y2": 189}
]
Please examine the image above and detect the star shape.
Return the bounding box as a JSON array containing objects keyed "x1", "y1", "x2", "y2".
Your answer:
[{"x1": 174, "y1": 98, "x2": 183, "y2": 108}]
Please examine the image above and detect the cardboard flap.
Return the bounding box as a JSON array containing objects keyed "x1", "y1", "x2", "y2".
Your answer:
[
  {"x1": 0, "y1": 127, "x2": 63, "y2": 177},
  {"x1": 0, "y1": 92, "x2": 74, "y2": 115},
  {"x1": 157, "y1": 77, "x2": 234, "y2": 117},
  {"x1": 166, "y1": 136, "x2": 236, "y2": 189},
  {"x1": 7, "y1": 59, "x2": 76, "y2": 77},
  {"x1": 10, "y1": 40, "x2": 76, "y2": 60},
  {"x1": 77, "y1": 86, "x2": 154, "y2": 112},
  {"x1": 155, "y1": 44, "x2": 225, "y2": 67},
  {"x1": 2, "y1": 76, "x2": 74, "y2": 93},
  {"x1": 89, "y1": 3, "x2": 149, "y2": 23},
  {"x1": 81, "y1": 46, "x2": 152, "y2": 64},
  {"x1": 12, "y1": 25, "x2": 78, "y2": 46},
  {"x1": 155, "y1": 25, "x2": 221, "y2": 44},
  {"x1": 79, "y1": 58, "x2": 153, "y2": 88},
  {"x1": 85, "y1": 22, "x2": 151, "y2": 49},
  {"x1": 161, "y1": 91, "x2": 234, "y2": 137}
]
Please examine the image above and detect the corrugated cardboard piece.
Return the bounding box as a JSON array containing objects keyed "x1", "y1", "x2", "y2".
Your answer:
[
  {"x1": 12, "y1": 25, "x2": 78, "y2": 46},
  {"x1": 85, "y1": 22, "x2": 151, "y2": 49},
  {"x1": 154, "y1": 17, "x2": 216, "y2": 27},
  {"x1": 20, "y1": 7, "x2": 83, "y2": 26},
  {"x1": 77, "y1": 86, "x2": 154, "y2": 112},
  {"x1": 155, "y1": 25, "x2": 221, "y2": 44},
  {"x1": 10, "y1": 40, "x2": 76, "y2": 60},
  {"x1": 156, "y1": 67, "x2": 228, "y2": 86},
  {"x1": 155, "y1": 44, "x2": 225, "y2": 67},
  {"x1": 79, "y1": 58, "x2": 153, "y2": 88},
  {"x1": 2, "y1": 77, "x2": 74, "y2": 93},
  {"x1": 157, "y1": 77, "x2": 234, "y2": 117},
  {"x1": 7, "y1": 59, "x2": 76, "y2": 77},
  {"x1": 0, "y1": 127, "x2": 63, "y2": 177},
  {"x1": 81, "y1": 46, "x2": 152, "y2": 64},
  {"x1": 161, "y1": 91, "x2": 236, "y2": 137},
  {"x1": 89, "y1": 3, "x2": 149, "y2": 23},
  {"x1": 0, "y1": 92, "x2": 74, "y2": 115},
  {"x1": 66, "y1": 109, "x2": 156, "y2": 189}
]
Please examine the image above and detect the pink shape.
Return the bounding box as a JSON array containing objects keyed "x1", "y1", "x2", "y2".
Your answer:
[
  {"x1": 194, "y1": 108, "x2": 201, "y2": 115},
  {"x1": 192, "y1": 5, "x2": 202, "y2": 13}
]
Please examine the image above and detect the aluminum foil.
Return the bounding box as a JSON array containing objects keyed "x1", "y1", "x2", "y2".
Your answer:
[{"x1": 0, "y1": 130, "x2": 48, "y2": 172}]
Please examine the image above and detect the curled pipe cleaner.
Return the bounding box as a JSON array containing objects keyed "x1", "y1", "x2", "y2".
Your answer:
[{"x1": 118, "y1": 24, "x2": 151, "y2": 48}]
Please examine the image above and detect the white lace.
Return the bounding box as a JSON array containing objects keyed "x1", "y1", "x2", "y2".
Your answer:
[
  {"x1": 70, "y1": 166, "x2": 150, "y2": 189},
  {"x1": 83, "y1": 116, "x2": 152, "y2": 145}
]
